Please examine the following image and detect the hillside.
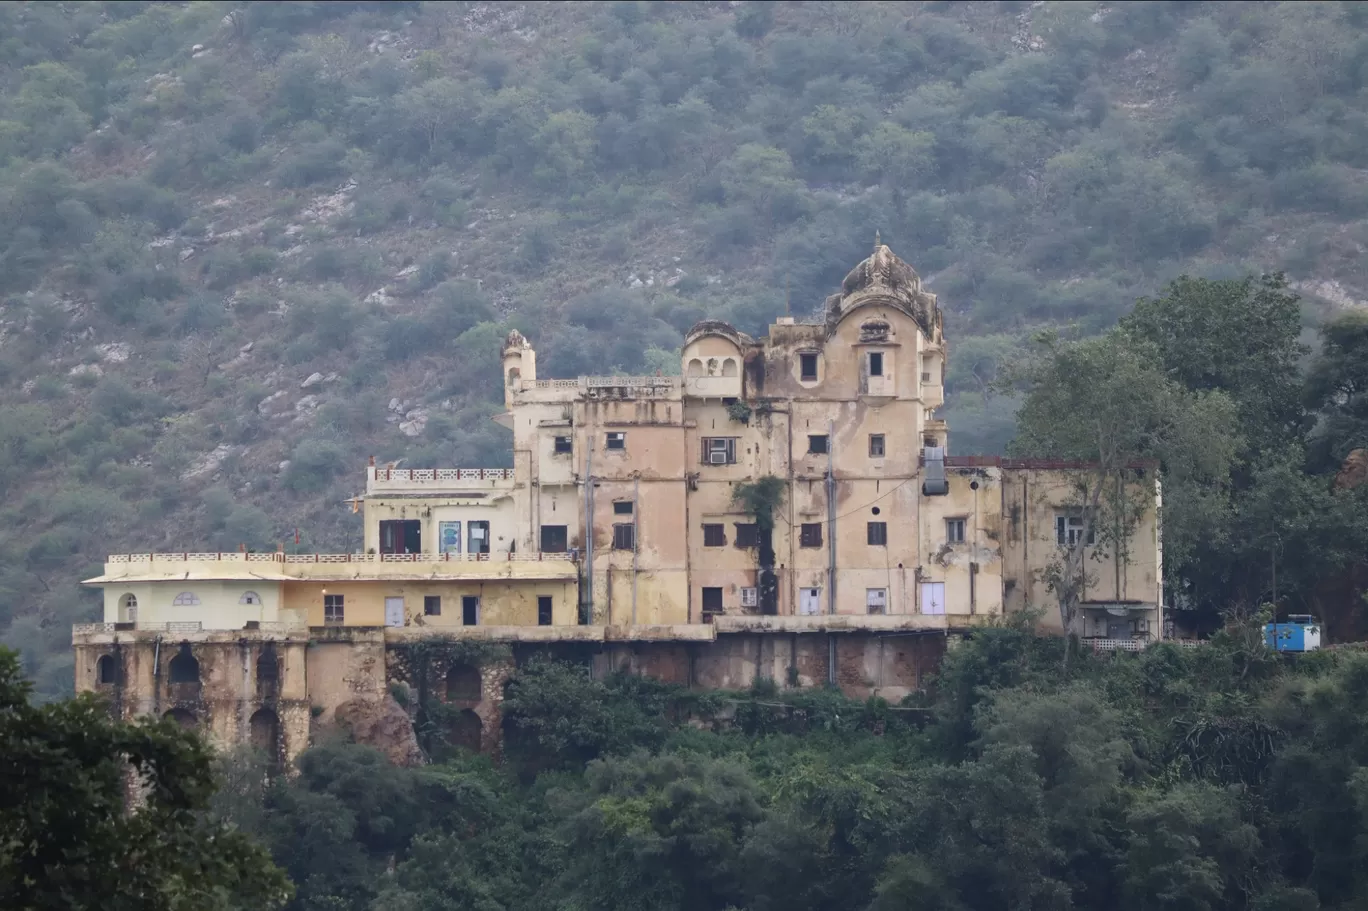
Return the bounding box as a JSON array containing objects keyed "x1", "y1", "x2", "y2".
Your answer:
[{"x1": 3, "y1": 0, "x2": 1368, "y2": 696}]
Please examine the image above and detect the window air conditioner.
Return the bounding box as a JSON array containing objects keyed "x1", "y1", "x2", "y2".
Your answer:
[{"x1": 709, "y1": 450, "x2": 728, "y2": 465}]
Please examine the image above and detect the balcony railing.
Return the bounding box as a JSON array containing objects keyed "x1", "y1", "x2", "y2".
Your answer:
[
  {"x1": 106, "y1": 551, "x2": 570, "y2": 565},
  {"x1": 368, "y1": 467, "x2": 514, "y2": 482}
]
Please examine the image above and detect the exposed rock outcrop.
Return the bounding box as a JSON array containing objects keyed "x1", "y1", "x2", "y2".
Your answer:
[
  {"x1": 1335, "y1": 448, "x2": 1368, "y2": 490},
  {"x1": 334, "y1": 695, "x2": 425, "y2": 767}
]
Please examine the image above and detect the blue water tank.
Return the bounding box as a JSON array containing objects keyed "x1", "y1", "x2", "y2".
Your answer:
[{"x1": 1264, "y1": 615, "x2": 1322, "y2": 652}]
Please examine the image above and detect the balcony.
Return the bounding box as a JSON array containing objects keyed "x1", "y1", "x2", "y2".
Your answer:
[
  {"x1": 365, "y1": 467, "x2": 515, "y2": 496},
  {"x1": 90, "y1": 551, "x2": 579, "y2": 584}
]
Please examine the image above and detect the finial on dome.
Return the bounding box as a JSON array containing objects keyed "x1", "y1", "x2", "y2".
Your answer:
[{"x1": 874, "y1": 230, "x2": 881, "y2": 251}]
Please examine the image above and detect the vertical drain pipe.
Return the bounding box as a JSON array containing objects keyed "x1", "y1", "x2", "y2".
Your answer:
[
  {"x1": 583, "y1": 442, "x2": 594, "y2": 624},
  {"x1": 631, "y1": 474, "x2": 639, "y2": 626},
  {"x1": 826, "y1": 419, "x2": 837, "y2": 686}
]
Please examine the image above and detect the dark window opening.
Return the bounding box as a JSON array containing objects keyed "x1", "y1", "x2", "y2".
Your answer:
[
  {"x1": 613, "y1": 500, "x2": 634, "y2": 515},
  {"x1": 468, "y1": 520, "x2": 490, "y2": 555},
  {"x1": 867, "y1": 522, "x2": 888, "y2": 546},
  {"x1": 800, "y1": 523, "x2": 823, "y2": 548},
  {"x1": 424, "y1": 595, "x2": 442, "y2": 616},
  {"x1": 553, "y1": 435, "x2": 572, "y2": 454},
  {"x1": 613, "y1": 523, "x2": 636, "y2": 550},
  {"x1": 538, "y1": 596, "x2": 553, "y2": 626},
  {"x1": 703, "y1": 524, "x2": 726, "y2": 547},
  {"x1": 702, "y1": 587, "x2": 724, "y2": 617},
  {"x1": 324, "y1": 594, "x2": 345, "y2": 625},
  {"x1": 808, "y1": 434, "x2": 828, "y2": 454},
  {"x1": 734, "y1": 523, "x2": 759, "y2": 548},
  {"x1": 447, "y1": 663, "x2": 481, "y2": 701},
  {"x1": 924, "y1": 436, "x2": 937, "y2": 447},
  {"x1": 168, "y1": 643, "x2": 200, "y2": 684},
  {"x1": 165, "y1": 708, "x2": 196, "y2": 728},
  {"x1": 800, "y1": 353, "x2": 818, "y2": 381},
  {"x1": 606, "y1": 432, "x2": 626, "y2": 450},
  {"x1": 462, "y1": 596, "x2": 480, "y2": 626},
  {"x1": 257, "y1": 646, "x2": 279, "y2": 683},
  {"x1": 869, "y1": 434, "x2": 885, "y2": 457},
  {"x1": 869, "y1": 352, "x2": 884, "y2": 376},
  {"x1": 249, "y1": 708, "x2": 279, "y2": 756},
  {"x1": 540, "y1": 524, "x2": 568, "y2": 553},
  {"x1": 97, "y1": 654, "x2": 117, "y2": 685},
  {"x1": 379, "y1": 519, "x2": 422, "y2": 555}
]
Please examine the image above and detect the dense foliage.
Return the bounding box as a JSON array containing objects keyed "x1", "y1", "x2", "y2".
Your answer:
[
  {"x1": 184, "y1": 623, "x2": 1368, "y2": 911},
  {"x1": 0, "y1": 647, "x2": 290, "y2": 910},
  {"x1": 5, "y1": 1, "x2": 1368, "y2": 696}
]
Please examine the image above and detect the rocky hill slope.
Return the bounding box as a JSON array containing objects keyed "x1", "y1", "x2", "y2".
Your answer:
[{"x1": 3, "y1": 0, "x2": 1367, "y2": 696}]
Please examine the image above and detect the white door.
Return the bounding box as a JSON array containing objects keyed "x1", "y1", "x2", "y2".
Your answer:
[
  {"x1": 799, "y1": 587, "x2": 821, "y2": 616},
  {"x1": 920, "y1": 582, "x2": 945, "y2": 615},
  {"x1": 384, "y1": 597, "x2": 405, "y2": 628}
]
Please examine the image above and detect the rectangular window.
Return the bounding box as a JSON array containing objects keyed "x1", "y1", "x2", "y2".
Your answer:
[
  {"x1": 946, "y1": 518, "x2": 966, "y2": 544},
  {"x1": 324, "y1": 594, "x2": 344, "y2": 625},
  {"x1": 702, "y1": 437, "x2": 737, "y2": 465},
  {"x1": 553, "y1": 435, "x2": 572, "y2": 454},
  {"x1": 613, "y1": 523, "x2": 636, "y2": 550},
  {"x1": 800, "y1": 352, "x2": 818, "y2": 381},
  {"x1": 701, "y1": 587, "x2": 724, "y2": 616},
  {"x1": 1056, "y1": 515, "x2": 1095, "y2": 546},
  {"x1": 703, "y1": 524, "x2": 726, "y2": 547},
  {"x1": 423, "y1": 595, "x2": 441, "y2": 617},
  {"x1": 867, "y1": 521, "x2": 887, "y2": 546},
  {"x1": 867, "y1": 588, "x2": 887, "y2": 615},
  {"x1": 462, "y1": 595, "x2": 480, "y2": 626},
  {"x1": 800, "y1": 523, "x2": 823, "y2": 548},
  {"x1": 733, "y1": 523, "x2": 759, "y2": 548},
  {"x1": 606, "y1": 432, "x2": 626, "y2": 450},
  {"x1": 540, "y1": 524, "x2": 568, "y2": 553},
  {"x1": 538, "y1": 596, "x2": 553, "y2": 626},
  {"x1": 740, "y1": 587, "x2": 758, "y2": 608},
  {"x1": 868, "y1": 351, "x2": 884, "y2": 376},
  {"x1": 869, "y1": 434, "x2": 885, "y2": 457},
  {"x1": 808, "y1": 434, "x2": 828, "y2": 455},
  {"x1": 613, "y1": 500, "x2": 634, "y2": 516},
  {"x1": 467, "y1": 520, "x2": 490, "y2": 555},
  {"x1": 379, "y1": 519, "x2": 421, "y2": 555}
]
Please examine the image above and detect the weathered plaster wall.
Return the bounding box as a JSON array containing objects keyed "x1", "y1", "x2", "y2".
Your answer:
[{"x1": 102, "y1": 580, "x2": 284, "y2": 627}]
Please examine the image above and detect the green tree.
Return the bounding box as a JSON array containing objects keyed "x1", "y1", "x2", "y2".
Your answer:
[{"x1": 0, "y1": 647, "x2": 290, "y2": 910}]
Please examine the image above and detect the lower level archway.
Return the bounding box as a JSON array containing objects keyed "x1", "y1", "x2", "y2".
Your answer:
[
  {"x1": 163, "y1": 708, "x2": 196, "y2": 728},
  {"x1": 448, "y1": 708, "x2": 482, "y2": 752},
  {"x1": 249, "y1": 707, "x2": 280, "y2": 754}
]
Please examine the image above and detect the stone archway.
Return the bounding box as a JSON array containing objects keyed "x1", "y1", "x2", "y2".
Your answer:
[
  {"x1": 249, "y1": 707, "x2": 280, "y2": 755},
  {"x1": 448, "y1": 709, "x2": 482, "y2": 752},
  {"x1": 164, "y1": 708, "x2": 196, "y2": 728},
  {"x1": 446, "y1": 663, "x2": 481, "y2": 702}
]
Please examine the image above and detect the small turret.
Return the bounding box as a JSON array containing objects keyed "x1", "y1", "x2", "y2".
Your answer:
[{"x1": 502, "y1": 330, "x2": 536, "y2": 407}]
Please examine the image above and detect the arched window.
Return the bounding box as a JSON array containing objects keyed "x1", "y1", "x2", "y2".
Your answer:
[
  {"x1": 249, "y1": 707, "x2": 280, "y2": 755},
  {"x1": 446, "y1": 663, "x2": 482, "y2": 702},
  {"x1": 97, "y1": 654, "x2": 117, "y2": 685},
  {"x1": 686, "y1": 358, "x2": 704, "y2": 377},
  {"x1": 506, "y1": 367, "x2": 521, "y2": 387},
  {"x1": 172, "y1": 592, "x2": 200, "y2": 606},
  {"x1": 168, "y1": 643, "x2": 200, "y2": 684},
  {"x1": 721, "y1": 358, "x2": 738, "y2": 377},
  {"x1": 239, "y1": 590, "x2": 262, "y2": 605},
  {"x1": 118, "y1": 593, "x2": 138, "y2": 624}
]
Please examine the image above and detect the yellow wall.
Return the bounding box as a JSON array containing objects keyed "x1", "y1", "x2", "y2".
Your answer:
[{"x1": 285, "y1": 579, "x2": 576, "y2": 627}]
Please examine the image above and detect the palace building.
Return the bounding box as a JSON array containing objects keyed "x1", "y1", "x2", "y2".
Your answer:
[{"x1": 73, "y1": 243, "x2": 1163, "y2": 763}]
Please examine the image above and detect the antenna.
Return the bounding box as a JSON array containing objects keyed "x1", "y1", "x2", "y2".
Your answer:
[{"x1": 785, "y1": 276, "x2": 791, "y2": 316}]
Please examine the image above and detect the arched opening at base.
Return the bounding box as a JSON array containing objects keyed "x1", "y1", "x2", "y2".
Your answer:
[
  {"x1": 249, "y1": 707, "x2": 280, "y2": 755},
  {"x1": 448, "y1": 709, "x2": 482, "y2": 752},
  {"x1": 168, "y1": 643, "x2": 200, "y2": 684},
  {"x1": 164, "y1": 708, "x2": 196, "y2": 728},
  {"x1": 97, "y1": 654, "x2": 118, "y2": 685},
  {"x1": 446, "y1": 663, "x2": 481, "y2": 702}
]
